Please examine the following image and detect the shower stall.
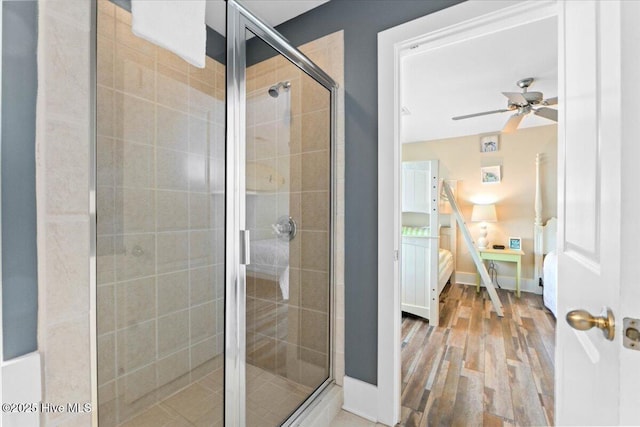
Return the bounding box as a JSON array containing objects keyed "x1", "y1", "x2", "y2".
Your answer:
[{"x1": 94, "y1": 0, "x2": 337, "y2": 425}]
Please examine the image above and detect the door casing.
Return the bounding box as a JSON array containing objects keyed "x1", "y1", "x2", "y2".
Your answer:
[{"x1": 378, "y1": 0, "x2": 640, "y2": 425}]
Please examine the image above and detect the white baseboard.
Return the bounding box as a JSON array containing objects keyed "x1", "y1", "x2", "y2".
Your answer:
[
  {"x1": 2, "y1": 352, "x2": 41, "y2": 427},
  {"x1": 455, "y1": 271, "x2": 543, "y2": 295},
  {"x1": 342, "y1": 376, "x2": 378, "y2": 422}
]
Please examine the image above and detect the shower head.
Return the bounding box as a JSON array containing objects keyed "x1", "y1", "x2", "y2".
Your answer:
[{"x1": 268, "y1": 81, "x2": 291, "y2": 98}]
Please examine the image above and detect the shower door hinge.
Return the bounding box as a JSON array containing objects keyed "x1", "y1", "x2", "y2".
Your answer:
[
  {"x1": 394, "y1": 250, "x2": 399, "y2": 261},
  {"x1": 240, "y1": 230, "x2": 251, "y2": 265}
]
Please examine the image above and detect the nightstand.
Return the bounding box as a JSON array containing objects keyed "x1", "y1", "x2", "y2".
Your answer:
[{"x1": 476, "y1": 248, "x2": 525, "y2": 297}]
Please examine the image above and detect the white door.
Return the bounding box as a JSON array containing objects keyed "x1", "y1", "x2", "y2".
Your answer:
[{"x1": 557, "y1": 1, "x2": 640, "y2": 425}]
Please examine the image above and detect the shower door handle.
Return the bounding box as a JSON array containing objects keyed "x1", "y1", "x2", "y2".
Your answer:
[{"x1": 239, "y1": 230, "x2": 251, "y2": 265}]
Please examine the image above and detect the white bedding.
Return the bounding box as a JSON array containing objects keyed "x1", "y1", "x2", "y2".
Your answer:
[
  {"x1": 543, "y1": 249, "x2": 558, "y2": 316},
  {"x1": 438, "y1": 248, "x2": 454, "y2": 292},
  {"x1": 438, "y1": 249, "x2": 453, "y2": 278},
  {"x1": 247, "y1": 238, "x2": 290, "y2": 300}
]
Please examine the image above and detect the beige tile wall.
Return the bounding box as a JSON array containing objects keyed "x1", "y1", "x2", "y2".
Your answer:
[
  {"x1": 36, "y1": 1, "x2": 92, "y2": 426},
  {"x1": 95, "y1": 3, "x2": 224, "y2": 425},
  {"x1": 300, "y1": 30, "x2": 345, "y2": 390},
  {"x1": 244, "y1": 31, "x2": 345, "y2": 390}
]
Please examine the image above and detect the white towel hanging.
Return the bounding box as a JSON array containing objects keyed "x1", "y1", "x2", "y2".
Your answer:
[{"x1": 131, "y1": 0, "x2": 207, "y2": 68}]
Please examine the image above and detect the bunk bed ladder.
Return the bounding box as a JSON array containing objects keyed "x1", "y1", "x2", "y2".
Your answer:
[{"x1": 441, "y1": 181, "x2": 504, "y2": 317}]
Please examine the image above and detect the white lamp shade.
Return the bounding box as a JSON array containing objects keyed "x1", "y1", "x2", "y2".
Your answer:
[{"x1": 471, "y1": 204, "x2": 497, "y2": 222}]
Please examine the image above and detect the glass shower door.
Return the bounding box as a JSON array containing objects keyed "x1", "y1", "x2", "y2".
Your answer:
[
  {"x1": 226, "y1": 1, "x2": 336, "y2": 425},
  {"x1": 95, "y1": 2, "x2": 225, "y2": 426}
]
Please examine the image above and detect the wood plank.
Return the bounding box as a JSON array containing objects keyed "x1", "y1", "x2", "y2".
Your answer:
[
  {"x1": 451, "y1": 369, "x2": 483, "y2": 427},
  {"x1": 459, "y1": 285, "x2": 474, "y2": 307},
  {"x1": 484, "y1": 313, "x2": 514, "y2": 420},
  {"x1": 447, "y1": 317, "x2": 469, "y2": 349},
  {"x1": 403, "y1": 409, "x2": 422, "y2": 427},
  {"x1": 532, "y1": 309, "x2": 556, "y2": 357},
  {"x1": 419, "y1": 358, "x2": 449, "y2": 427},
  {"x1": 507, "y1": 292, "x2": 523, "y2": 326},
  {"x1": 501, "y1": 317, "x2": 520, "y2": 362},
  {"x1": 402, "y1": 315, "x2": 417, "y2": 340},
  {"x1": 507, "y1": 359, "x2": 548, "y2": 426},
  {"x1": 464, "y1": 292, "x2": 485, "y2": 372},
  {"x1": 540, "y1": 392, "x2": 555, "y2": 426},
  {"x1": 400, "y1": 405, "x2": 414, "y2": 426},
  {"x1": 402, "y1": 318, "x2": 431, "y2": 380},
  {"x1": 483, "y1": 412, "x2": 514, "y2": 427},
  {"x1": 447, "y1": 283, "x2": 463, "y2": 301},
  {"x1": 439, "y1": 297, "x2": 458, "y2": 329},
  {"x1": 521, "y1": 317, "x2": 555, "y2": 397},
  {"x1": 430, "y1": 346, "x2": 463, "y2": 426},
  {"x1": 402, "y1": 330, "x2": 445, "y2": 411},
  {"x1": 499, "y1": 289, "x2": 514, "y2": 320},
  {"x1": 456, "y1": 305, "x2": 472, "y2": 319}
]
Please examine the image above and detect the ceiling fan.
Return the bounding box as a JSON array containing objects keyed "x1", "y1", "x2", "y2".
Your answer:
[{"x1": 452, "y1": 77, "x2": 558, "y2": 133}]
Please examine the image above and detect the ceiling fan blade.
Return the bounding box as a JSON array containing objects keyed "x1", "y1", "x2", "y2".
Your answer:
[
  {"x1": 452, "y1": 109, "x2": 509, "y2": 120},
  {"x1": 534, "y1": 107, "x2": 558, "y2": 122},
  {"x1": 502, "y1": 92, "x2": 528, "y2": 105},
  {"x1": 503, "y1": 113, "x2": 524, "y2": 133},
  {"x1": 542, "y1": 96, "x2": 558, "y2": 106}
]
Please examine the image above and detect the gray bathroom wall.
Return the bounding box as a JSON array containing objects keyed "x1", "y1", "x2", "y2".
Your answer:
[{"x1": 2, "y1": 0, "x2": 39, "y2": 360}]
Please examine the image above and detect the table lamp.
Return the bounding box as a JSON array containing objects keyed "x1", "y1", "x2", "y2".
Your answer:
[{"x1": 471, "y1": 203, "x2": 497, "y2": 249}]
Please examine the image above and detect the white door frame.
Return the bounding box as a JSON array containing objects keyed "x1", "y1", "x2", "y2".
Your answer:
[
  {"x1": 376, "y1": 1, "x2": 558, "y2": 424},
  {"x1": 0, "y1": 0, "x2": 5, "y2": 408}
]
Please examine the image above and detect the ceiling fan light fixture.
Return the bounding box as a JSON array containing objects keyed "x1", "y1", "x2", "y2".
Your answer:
[{"x1": 451, "y1": 77, "x2": 558, "y2": 132}]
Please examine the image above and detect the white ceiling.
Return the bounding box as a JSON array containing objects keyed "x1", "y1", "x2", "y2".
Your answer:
[
  {"x1": 205, "y1": 1, "x2": 330, "y2": 36},
  {"x1": 400, "y1": 16, "x2": 558, "y2": 143}
]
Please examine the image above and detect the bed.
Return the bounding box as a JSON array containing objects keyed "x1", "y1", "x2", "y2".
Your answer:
[
  {"x1": 401, "y1": 230, "x2": 455, "y2": 321},
  {"x1": 533, "y1": 153, "x2": 558, "y2": 316},
  {"x1": 537, "y1": 217, "x2": 558, "y2": 316},
  {"x1": 400, "y1": 160, "x2": 457, "y2": 326},
  {"x1": 248, "y1": 238, "x2": 290, "y2": 300}
]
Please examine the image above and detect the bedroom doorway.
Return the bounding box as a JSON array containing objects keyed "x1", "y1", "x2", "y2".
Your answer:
[
  {"x1": 392, "y1": 3, "x2": 559, "y2": 424},
  {"x1": 378, "y1": 1, "x2": 640, "y2": 426}
]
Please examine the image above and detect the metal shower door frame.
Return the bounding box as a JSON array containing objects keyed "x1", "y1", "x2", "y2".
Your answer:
[{"x1": 225, "y1": 1, "x2": 339, "y2": 426}]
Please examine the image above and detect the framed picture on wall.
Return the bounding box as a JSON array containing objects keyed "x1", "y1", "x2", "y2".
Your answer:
[
  {"x1": 509, "y1": 237, "x2": 522, "y2": 251},
  {"x1": 480, "y1": 134, "x2": 499, "y2": 152},
  {"x1": 481, "y1": 165, "x2": 501, "y2": 184}
]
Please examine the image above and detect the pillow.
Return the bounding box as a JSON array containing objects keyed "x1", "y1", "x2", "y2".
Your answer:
[{"x1": 402, "y1": 226, "x2": 430, "y2": 237}]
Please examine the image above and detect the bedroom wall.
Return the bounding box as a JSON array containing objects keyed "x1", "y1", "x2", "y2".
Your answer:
[{"x1": 402, "y1": 124, "x2": 557, "y2": 291}]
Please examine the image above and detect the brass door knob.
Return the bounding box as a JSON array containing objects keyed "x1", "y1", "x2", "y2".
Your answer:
[{"x1": 566, "y1": 308, "x2": 615, "y2": 341}]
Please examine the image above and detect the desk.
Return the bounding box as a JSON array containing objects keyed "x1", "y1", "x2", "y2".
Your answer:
[{"x1": 476, "y1": 248, "x2": 525, "y2": 297}]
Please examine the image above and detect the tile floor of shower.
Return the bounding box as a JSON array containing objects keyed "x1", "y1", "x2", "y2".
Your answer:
[{"x1": 117, "y1": 364, "x2": 312, "y2": 427}]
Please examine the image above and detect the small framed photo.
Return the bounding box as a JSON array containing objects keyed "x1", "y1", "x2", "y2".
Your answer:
[
  {"x1": 480, "y1": 134, "x2": 499, "y2": 153},
  {"x1": 481, "y1": 165, "x2": 501, "y2": 184},
  {"x1": 509, "y1": 237, "x2": 522, "y2": 251}
]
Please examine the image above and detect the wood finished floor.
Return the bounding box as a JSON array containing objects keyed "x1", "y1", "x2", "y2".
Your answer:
[{"x1": 400, "y1": 283, "x2": 555, "y2": 427}]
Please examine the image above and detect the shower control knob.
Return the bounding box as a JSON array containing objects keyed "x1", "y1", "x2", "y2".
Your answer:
[{"x1": 273, "y1": 216, "x2": 297, "y2": 241}]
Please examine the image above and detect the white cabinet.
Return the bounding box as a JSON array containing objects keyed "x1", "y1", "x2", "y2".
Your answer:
[{"x1": 402, "y1": 162, "x2": 431, "y2": 213}]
